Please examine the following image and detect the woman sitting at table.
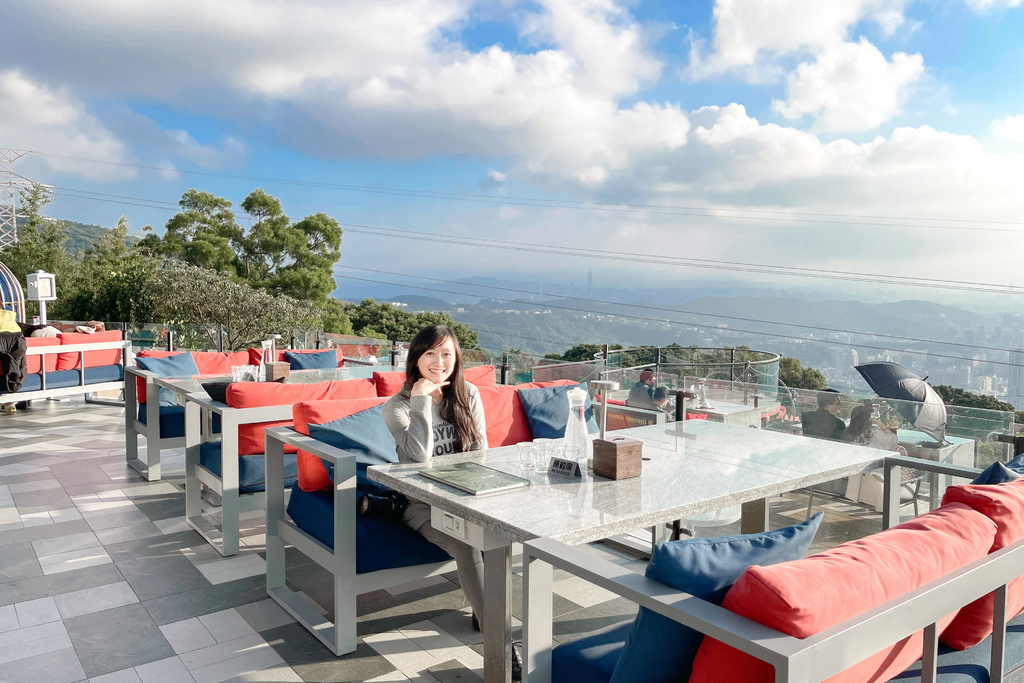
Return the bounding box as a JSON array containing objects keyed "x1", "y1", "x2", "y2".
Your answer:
[
  {"x1": 844, "y1": 404, "x2": 899, "y2": 451},
  {"x1": 381, "y1": 324, "x2": 490, "y2": 627}
]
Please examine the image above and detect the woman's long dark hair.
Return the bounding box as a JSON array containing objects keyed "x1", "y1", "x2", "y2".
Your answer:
[
  {"x1": 404, "y1": 325, "x2": 482, "y2": 452},
  {"x1": 845, "y1": 405, "x2": 874, "y2": 445}
]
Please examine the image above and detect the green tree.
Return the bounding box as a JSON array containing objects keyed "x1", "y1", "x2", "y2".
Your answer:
[
  {"x1": 162, "y1": 190, "x2": 241, "y2": 273},
  {"x1": 342, "y1": 299, "x2": 479, "y2": 349},
  {"x1": 778, "y1": 357, "x2": 828, "y2": 390},
  {"x1": 271, "y1": 212, "x2": 342, "y2": 301}
]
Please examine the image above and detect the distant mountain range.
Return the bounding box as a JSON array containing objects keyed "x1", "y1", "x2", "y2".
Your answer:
[{"x1": 16, "y1": 216, "x2": 137, "y2": 253}]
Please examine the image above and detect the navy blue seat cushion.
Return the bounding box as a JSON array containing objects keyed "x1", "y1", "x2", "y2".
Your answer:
[
  {"x1": 198, "y1": 441, "x2": 293, "y2": 494},
  {"x1": 971, "y1": 462, "x2": 1022, "y2": 485},
  {"x1": 552, "y1": 621, "x2": 633, "y2": 683},
  {"x1": 518, "y1": 382, "x2": 599, "y2": 439},
  {"x1": 285, "y1": 349, "x2": 338, "y2": 370},
  {"x1": 136, "y1": 353, "x2": 199, "y2": 405},
  {"x1": 82, "y1": 365, "x2": 124, "y2": 384},
  {"x1": 891, "y1": 611, "x2": 1024, "y2": 681},
  {"x1": 607, "y1": 513, "x2": 824, "y2": 683},
  {"x1": 138, "y1": 405, "x2": 220, "y2": 439},
  {"x1": 285, "y1": 478, "x2": 451, "y2": 573}
]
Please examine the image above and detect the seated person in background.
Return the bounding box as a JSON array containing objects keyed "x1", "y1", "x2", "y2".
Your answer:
[
  {"x1": 627, "y1": 369, "x2": 659, "y2": 409},
  {"x1": 801, "y1": 389, "x2": 846, "y2": 440},
  {"x1": 844, "y1": 405, "x2": 899, "y2": 450},
  {"x1": 652, "y1": 386, "x2": 674, "y2": 415}
]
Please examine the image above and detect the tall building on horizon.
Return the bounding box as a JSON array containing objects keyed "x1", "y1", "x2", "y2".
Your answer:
[
  {"x1": 587, "y1": 269, "x2": 593, "y2": 298},
  {"x1": 1009, "y1": 348, "x2": 1024, "y2": 409}
]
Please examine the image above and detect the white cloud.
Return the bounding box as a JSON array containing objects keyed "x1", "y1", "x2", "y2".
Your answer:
[
  {"x1": 964, "y1": 0, "x2": 1023, "y2": 9},
  {"x1": 0, "y1": 70, "x2": 132, "y2": 180},
  {"x1": 772, "y1": 39, "x2": 923, "y2": 132},
  {"x1": 488, "y1": 170, "x2": 508, "y2": 182},
  {"x1": 992, "y1": 115, "x2": 1024, "y2": 140}
]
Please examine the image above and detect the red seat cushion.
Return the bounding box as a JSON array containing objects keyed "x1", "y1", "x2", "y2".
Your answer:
[
  {"x1": 226, "y1": 379, "x2": 378, "y2": 455},
  {"x1": 192, "y1": 351, "x2": 250, "y2": 375},
  {"x1": 475, "y1": 380, "x2": 579, "y2": 447},
  {"x1": 25, "y1": 337, "x2": 60, "y2": 374},
  {"x1": 690, "y1": 503, "x2": 997, "y2": 683},
  {"x1": 373, "y1": 371, "x2": 407, "y2": 397},
  {"x1": 248, "y1": 347, "x2": 344, "y2": 367},
  {"x1": 939, "y1": 478, "x2": 1024, "y2": 648},
  {"x1": 464, "y1": 365, "x2": 496, "y2": 387},
  {"x1": 292, "y1": 398, "x2": 389, "y2": 491},
  {"x1": 55, "y1": 330, "x2": 123, "y2": 370}
]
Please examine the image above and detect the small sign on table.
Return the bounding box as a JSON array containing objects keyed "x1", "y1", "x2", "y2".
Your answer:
[{"x1": 549, "y1": 457, "x2": 584, "y2": 478}]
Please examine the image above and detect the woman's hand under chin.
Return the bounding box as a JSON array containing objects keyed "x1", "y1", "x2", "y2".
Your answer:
[{"x1": 412, "y1": 377, "x2": 449, "y2": 399}]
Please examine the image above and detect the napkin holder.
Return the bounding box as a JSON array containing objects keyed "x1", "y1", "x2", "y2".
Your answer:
[
  {"x1": 265, "y1": 362, "x2": 290, "y2": 383},
  {"x1": 592, "y1": 437, "x2": 642, "y2": 480}
]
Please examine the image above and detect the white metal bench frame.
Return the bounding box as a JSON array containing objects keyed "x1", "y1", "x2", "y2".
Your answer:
[
  {"x1": 264, "y1": 425, "x2": 457, "y2": 656},
  {"x1": 524, "y1": 458, "x2": 1022, "y2": 683},
  {"x1": 4, "y1": 339, "x2": 129, "y2": 403}
]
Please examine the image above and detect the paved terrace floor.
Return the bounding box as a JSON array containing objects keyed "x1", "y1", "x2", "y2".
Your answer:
[{"x1": 0, "y1": 398, "x2": 888, "y2": 683}]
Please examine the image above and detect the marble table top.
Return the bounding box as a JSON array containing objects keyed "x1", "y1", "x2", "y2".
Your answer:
[
  {"x1": 369, "y1": 419, "x2": 891, "y2": 545},
  {"x1": 685, "y1": 400, "x2": 765, "y2": 417}
]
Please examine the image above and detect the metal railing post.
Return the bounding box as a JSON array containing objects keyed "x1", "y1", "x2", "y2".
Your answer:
[
  {"x1": 167, "y1": 329, "x2": 174, "y2": 352},
  {"x1": 218, "y1": 326, "x2": 224, "y2": 352},
  {"x1": 500, "y1": 353, "x2": 508, "y2": 385}
]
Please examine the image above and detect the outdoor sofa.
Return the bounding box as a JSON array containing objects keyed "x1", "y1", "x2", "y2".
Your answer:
[
  {"x1": 124, "y1": 347, "x2": 346, "y2": 481},
  {"x1": 0, "y1": 329, "x2": 129, "y2": 404},
  {"x1": 262, "y1": 376, "x2": 638, "y2": 655},
  {"x1": 521, "y1": 455, "x2": 1024, "y2": 683}
]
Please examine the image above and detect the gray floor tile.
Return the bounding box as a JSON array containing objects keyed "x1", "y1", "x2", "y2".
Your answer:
[
  {"x1": 429, "y1": 658, "x2": 484, "y2": 683},
  {"x1": 14, "y1": 595, "x2": 62, "y2": 627},
  {"x1": 235, "y1": 599, "x2": 296, "y2": 633},
  {"x1": 94, "y1": 521, "x2": 163, "y2": 546},
  {"x1": 117, "y1": 555, "x2": 209, "y2": 602},
  {"x1": 143, "y1": 575, "x2": 267, "y2": 627},
  {"x1": 0, "y1": 643, "x2": 86, "y2": 683},
  {"x1": 65, "y1": 602, "x2": 175, "y2": 677},
  {"x1": 12, "y1": 488, "x2": 75, "y2": 511},
  {"x1": 32, "y1": 530, "x2": 102, "y2": 557},
  {"x1": 0, "y1": 563, "x2": 124, "y2": 608},
  {"x1": 55, "y1": 580, "x2": 140, "y2": 619},
  {"x1": 87, "y1": 509, "x2": 156, "y2": 532},
  {"x1": 0, "y1": 518, "x2": 93, "y2": 548},
  {"x1": 263, "y1": 623, "x2": 396, "y2": 683},
  {"x1": 0, "y1": 541, "x2": 42, "y2": 583},
  {"x1": 103, "y1": 530, "x2": 209, "y2": 563},
  {"x1": 87, "y1": 667, "x2": 143, "y2": 682},
  {"x1": 134, "y1": 655, "x2": 197, "y2": 683}
]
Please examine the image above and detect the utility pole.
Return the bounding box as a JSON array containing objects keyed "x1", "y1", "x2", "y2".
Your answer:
[{"x1": 0, "y1": 149, "x2": 31, "y2": 250}]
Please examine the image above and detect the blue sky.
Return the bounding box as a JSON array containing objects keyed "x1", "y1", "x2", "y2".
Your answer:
[{"x1": 1, "y1": 0, "x2": 1023, "y2": 305}]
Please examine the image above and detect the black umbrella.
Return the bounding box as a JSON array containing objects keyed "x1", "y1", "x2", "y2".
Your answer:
[{"x1": 855, "y1": 361, "x2": 947, "y2": 443}]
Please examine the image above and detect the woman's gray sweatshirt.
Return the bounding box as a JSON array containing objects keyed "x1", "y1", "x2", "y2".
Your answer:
[{"x1": 382, "y1": 383, "x2": 487, "y2": 528}]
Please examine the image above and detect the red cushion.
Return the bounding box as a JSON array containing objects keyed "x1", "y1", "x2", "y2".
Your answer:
[
  {"x1": 292, "y1": 398, "x2": 389, "y2": 491},
  {"x1": 690, "y1": 503, "x2": 997, "y2": 683},
  {"x1": 472, "y1": 380, "x2": 576, "y2": 447},
  {"x1": 134, "y1": 351, "x2": 191, "y2": 404},
  {"x1": 192, "y1": 351, "x2": 250, "y2": 375},
  {"x1": 248, "y1": 347, "x2": 344, "y2": 367},
  {"x1": 25, "y1": 337, "x2": 60, "y2": 374},
  {"x1": 55, "y1": 330, "x2": 123, "y2": 370},
  {"x1": 939, "y1": 479, "x2": 1024, "y2": 648},
  {"x1": 225, "y1": 379, "x2": 379, "y2": 455},
  {"x1": 464, "y1": 365, "x2": 496, "y2": 387},
  {"x1": 373, "y1": 371, "x2": 407, "y2": 397}
]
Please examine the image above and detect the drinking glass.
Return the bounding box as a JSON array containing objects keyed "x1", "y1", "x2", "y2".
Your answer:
[
  {"x1": 533, "y1": 438, "x2": 554, "y2": 469},
  {"x1": 231, "y1": 366, "x2": 247, "y2": 382},
  {"x1": 518, "y1": 442, "x2": 537, "y2": 470}
]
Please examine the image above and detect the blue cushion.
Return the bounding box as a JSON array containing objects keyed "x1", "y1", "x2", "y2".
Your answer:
[
  {"x1": 199, "y1": 441, "x2": 296, "y2": 494},
  {"x1": 137, "y1": 404, "x2": 220, "y2": 439},
  {"x1": 82, "y1": 365, "x2": 124, "y2": 384},
  {"x1": 1007, "y1": 453, "x2": 1024, "y2": 473},
  {"x1": 890, "y1": 611, "x2": 1024, "y2": 681},
  {"x1": 307, "y1": 405, "x2": 398, "y2": 483},
  {"x1": 14, "y1": 370, "x2": 83, "y2": 392},
  {"x1": 285, "y1": 480, "x2": 452, "y2": 573},
  {"x1": 971, "y1": 462, "x2": 1022, "y2": 485},
  {"x1": 136, "y1": 353, "x2": 199, "y2": 405},
  {"x1": 552, "y1": 621, "x2": 632, "y2": 683},
  {"x1": 518, "y1": 382, "x2": 599, "y2": 439},
  {"x1": 608, "y1": 513, "x2": 824, "y2": 683},
  {"x1": 285, "y1": 349, "x2": 338, "y2": 370}
]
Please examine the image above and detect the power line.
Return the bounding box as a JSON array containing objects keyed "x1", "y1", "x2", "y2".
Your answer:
[
  {"x1": 26, "y1": 150, "x2": 1024, "y2": 233},
  {"x1": 41, "y1": 185, "x2": 1024, "y2": 296},
  {"x1": 335, "y1": 265, "x2": 1015, "y2": 355},
  {"x1": 333, "y1": 272, "x2": 1024, "y2": 369}
]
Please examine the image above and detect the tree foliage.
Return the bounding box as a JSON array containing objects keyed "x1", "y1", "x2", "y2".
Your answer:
[
  {"x1": 934, "y1": 385, "x2": 1024, "y2": 423},
  {"x1": 779, "y1": 356, "x2": 828, "y2": 391},
  {"x1": 148, "y1": 263, "x2": 320, "y2": 350},
  {"x1": 344, "y1": 299, "x2": 479, "y2": 349}
]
